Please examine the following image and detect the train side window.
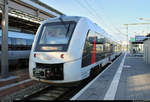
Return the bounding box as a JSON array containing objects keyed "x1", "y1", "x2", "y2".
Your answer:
[
  {"x1": 105, "y1": 42, "x2": 111, "y2": 55},
  {"x1": 16, "y1": 38, "x2": 20, "y2": 45},
  {"x1": 87, "y1": 30, "x2": 97, "y2": 44},
  {"x1": 83, "y1": 36, "x2": 90, "y2": 54},
  {"x1": 0, "y1": 36, "x2": 1, "y2": 45},
  {"x1": 22, "y1": 39, "x2": 27, "y2": 45},
  {"x1": 8, "y1": 38, "x2": 12, "y2": 45},
  {"x1": 16, "y1": 38, "x2": 23, "y2": 50},
  {"x1": 11, "y1": 38, "x2": 16, "y2": 45},
  {"x1": 16, "y1": 38, "x2": 26, "y2": 45},
  {"x1": 11, "y1": 38, "x2": 16, "y2": 50},
  {"x1": 8, "y1": 38, "x2": 12, "y2": 50},
  {"x1": 27, "y1": 39, "x2": 33, "y2": 45},
  {"x1": 86, "y1": 30, "x2": 96, "y2": 50},
  {"x1": 82, "y1": 30, "x2": 91, "y2": 67},
  {"x1": 26, "y1": 39, "x2": 33, "y2": 50},
  {"x1": 0, "y1": 37, "x2": 1, "y2": 50},
  {"x1": 96, "y1": 34, "x2": 105, "y2": 44},
  {"x1": 95, "y1": 34, "x2": 104, "y2": 54}
]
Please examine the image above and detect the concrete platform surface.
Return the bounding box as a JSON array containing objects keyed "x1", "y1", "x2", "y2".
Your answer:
[{"x1": 71, "y1": 53, "x2": 150, "y2": 100}]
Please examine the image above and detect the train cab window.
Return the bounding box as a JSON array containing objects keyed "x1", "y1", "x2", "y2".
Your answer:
[{"x1": 35, "y1": 21, "x2": 76, "y2": 52}]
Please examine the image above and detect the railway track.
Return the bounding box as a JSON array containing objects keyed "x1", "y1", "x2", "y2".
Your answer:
[
  {"x1": 24, "y1": 86, "x2": 71, "y2": 100},
  {"x1": 6, "y1": 54, "x2": 120, "y2": 101}
]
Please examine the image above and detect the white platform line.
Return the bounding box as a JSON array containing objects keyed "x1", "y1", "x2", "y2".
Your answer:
[
  {"x1": 0, "y1": 76, "x2": 18, "y2": 81},
  {"x1": 104, "y1": 53, "x2": 127, "y2": 100},
  {"x1": 70, "y1": 54, "x2": 123, "y2": 100},
  {"x1": 0, "y1": 79, "x2": 32, "y2": 92},
  {"x1": 127, "y1": 57, "x2": 143, "y2": 59}
]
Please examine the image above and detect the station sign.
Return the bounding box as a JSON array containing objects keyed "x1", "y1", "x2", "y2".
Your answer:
[
  {"x1": 130, "y1": 37, "x2": 135, "y2": 42},
  {"x1": 135, "y1": 36, "x2": 146, "y2": 41}
]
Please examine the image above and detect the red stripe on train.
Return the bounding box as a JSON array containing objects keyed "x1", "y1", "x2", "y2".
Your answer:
[{"x1": 91, "y1": 36, "x2": 96, "y2": 64}]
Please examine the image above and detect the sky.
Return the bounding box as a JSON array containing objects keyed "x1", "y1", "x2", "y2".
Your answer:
[{"x1": 40, "y1": 0, "x2": 150, "y2": 43}]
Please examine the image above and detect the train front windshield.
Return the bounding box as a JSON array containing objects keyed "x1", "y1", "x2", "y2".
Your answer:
[{"x1": 35, "y1": 21, "x2": 76, "y2": 52}]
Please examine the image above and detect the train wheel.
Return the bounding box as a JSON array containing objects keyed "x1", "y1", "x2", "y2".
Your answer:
[{"x1": 90, "y1": 65, "x2": 102, "y2": 78}]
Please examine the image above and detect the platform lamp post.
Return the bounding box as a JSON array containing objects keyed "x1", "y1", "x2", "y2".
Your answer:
[
  {"x1": 138, "y1": 18, "x2": 150, "y2": 34},
  {"x1": 0, "y1": 0, "x2": 9, "y2": 78},
  {"x1": 124, "y1": 24, "x2": 129, "y2": 52}
]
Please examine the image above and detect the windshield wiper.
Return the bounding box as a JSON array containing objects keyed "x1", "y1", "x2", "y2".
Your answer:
[
  {"x1": 59, "y1": 16, "x2": 70, "y2": 37},
  {"x1": 59, "y1": 17, "x2": 68, "y2": 30},
  {"x1": 65, "y1": 24, "x2": 70, "y2": 37}
]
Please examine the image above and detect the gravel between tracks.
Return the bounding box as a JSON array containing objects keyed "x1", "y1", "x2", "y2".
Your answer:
[{"x1": 0, "y1": 82, "x2": 50, "y2": 102}]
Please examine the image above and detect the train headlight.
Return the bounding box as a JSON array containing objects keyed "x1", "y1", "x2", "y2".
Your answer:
[
  {"x1": 34, "y1": 53, "x2": 37, "y2": 58},
  {"x1": 60, "y1": 54, "x2": 64, "y2": 59}
]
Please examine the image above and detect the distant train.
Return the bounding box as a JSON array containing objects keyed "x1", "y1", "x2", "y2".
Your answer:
[
  {"x1": 0, "y1": 30, "x2": 34, "y2": 65},
  {"x1": 29, "y1": 16, "x2": 121, "y2": 84}
]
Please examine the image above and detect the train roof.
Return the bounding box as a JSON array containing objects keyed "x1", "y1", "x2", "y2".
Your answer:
[
  {"x1": 42, "y1": 15, "x2": 82, "y2": 24},
  {"x1": 42, "y1": 15, "x2": 119, "y2": 44},
  {"x1": 43, "y1": 15, "x2": 103, "y2": 31},
  {"x1": 0, "y1": 30, "x2": 34, "y2": 39}
]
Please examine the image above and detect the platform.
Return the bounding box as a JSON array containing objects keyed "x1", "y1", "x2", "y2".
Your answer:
[
  {"x1": 71, "y1": 53, "x2": 150, "y2": 100},
  {"x1": 0, "y1": 69, "x2": 34, "y2": 99}
]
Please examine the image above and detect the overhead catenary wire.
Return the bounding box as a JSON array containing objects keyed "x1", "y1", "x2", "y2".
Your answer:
[
  {"x1": 74, "y1": 0, "x2": 125, "y2": 41},
  {"x1": 73, "y1": 0, "x2": 101, "y2": 24},
  {"x1": 85, "y1": 0, "x2": 126, "y2": 42},
  {"x1": 84, "y1": 0, "x2": 117, "y2": 34},
  {"x1": 75, "y1": 0, "x2": 115, "y2": 33},
  {"x1": 85, "y1": 0, "x2": 126, "y2": 36}
]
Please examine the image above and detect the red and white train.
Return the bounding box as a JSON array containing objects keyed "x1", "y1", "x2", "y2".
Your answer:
[{"x1": 29, "y1": 16, "x2": 121, "y2": 84}]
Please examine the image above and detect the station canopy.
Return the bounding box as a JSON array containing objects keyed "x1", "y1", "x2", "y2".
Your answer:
[{"x1": 0, "y1": 0, "x2": 63, "y2": 34}]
